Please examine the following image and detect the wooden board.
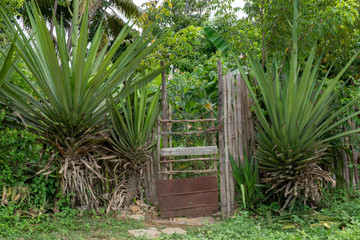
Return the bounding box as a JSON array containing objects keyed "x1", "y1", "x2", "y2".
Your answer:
[
  {"x1": 160, "y1": 146, "x2": 218, "y2": 157},
  {"x1": 157, "y1": 175, "x2": 219, "y2": 218}
]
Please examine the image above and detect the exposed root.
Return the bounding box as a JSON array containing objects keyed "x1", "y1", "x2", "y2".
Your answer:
[{"x1": 263, "y1": 162, "x2": 335, "y2": 210}]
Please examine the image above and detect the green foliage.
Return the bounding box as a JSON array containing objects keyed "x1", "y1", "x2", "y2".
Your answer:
[
  {"x1": 108, "y1": 86, "x2": 160, "y2": 164},
  {"x1": 206, "y1": 0, "x2": 360, "y2": 209},
  {"x1": 157, "y1": 202, "x2": 360, "y2": 239},
  {"x1": 229, "y1": 153, "x2": 264, "y2": 209},
  {"x1": 0, "y1": 124, "x2": 64, "y2": 238},
  {"x1": 0, "y1": 0, "x2": 172, "y2": 210},
  {"x1": 0, "y1": 0, "x2": 167, "y2": 152},
  {"x1": 0, "y1": 1, "x2": 168, "y2": 151},
  {"x1": 0, "y1": 208, "x2": 147, "y2": 239},
  {"x1": 243, "y1": 0, "x2": 360, "y2": 76},
  {"x1": 141, "y1": 0, "x2": 214, "y2": 33},
  {"x1": 168, "y1": 64, "x2": 218, "y2": 118},
  {"x1": 3, "y1": 191, "x2": 360, "y2": 239},
  {"x1": 0, "y1": 0, "x2": 24, "y2": 16},
  {"x1": 0, "y1": 111, "x2": 59, "y2": 204}
]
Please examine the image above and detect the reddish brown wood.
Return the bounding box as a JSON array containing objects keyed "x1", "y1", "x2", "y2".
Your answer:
[{"x1": 157, "y1": 175, "x2": 219, "y2": 218}]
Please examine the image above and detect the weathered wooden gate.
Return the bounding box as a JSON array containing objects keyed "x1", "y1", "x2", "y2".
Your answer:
[
  {"x1": 143, "y1": 60, "x2": 255, "y2": 218},
  {"x1": 156, "y1": 111, "x2": 220, "y2": 218}
]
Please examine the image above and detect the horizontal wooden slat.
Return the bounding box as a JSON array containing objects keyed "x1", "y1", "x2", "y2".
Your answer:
[
  {"x1": 160, "y1": 127, "x2": 220, "y2": 136},
  {"x1": 160, "y1": 157, "x2": 217, "y2": 164},
  {"x1": 158, "y1": 189, "x2": 218, "y2": 197},
  {"x1": 158, "y1": 118, "x2": 217, "y2": 123},
  {"x1": 159, "y1": 169, "x2": 217, "y2": 174},
  {"x1": 160, "y1": 146, "x2": 218, "y2": 157}
]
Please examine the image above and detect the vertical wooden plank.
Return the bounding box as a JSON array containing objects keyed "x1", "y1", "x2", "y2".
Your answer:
[
  {"x1": 241, "y1": 75, "x2": 250, "y2": 158},
  {"x1": 169, "y1": 105, "x2": 173, "y2": 179},
  {"x1": 146, "y1": 161, "x2": 152, "y2": 203},
  {"x1": 217, "y1": 59, "x2": 227, "y2": 217},
  {"x1": 157, "y1": 122, "x2": 162, "y2": 180},
  {"x1": 246, "y1": 84, "x2": 256, "y2": 155},
  {"x1": 236, "y1": 74, "x2": 245, "y2": 164},
  {"x1": 152, "y1": 132, "x2": 160, "y2": 207},
  {"x1": 144, "y1": 129, "x2": 156, "y2": 204},
  {"x1": 227, "y1": 71, "x2": 235, "y2": 214},
  {"x1": 224, "y1": 71, "x2": 230, "y2": 217},
  {"x1": 161, "y1": 61, "x2": 168, "y2": 181},
  {"x1": 231, "y1": 72, "x2": 239, "y2": 164}
]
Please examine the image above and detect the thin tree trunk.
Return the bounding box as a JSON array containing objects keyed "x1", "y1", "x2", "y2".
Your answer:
[
  {"x1": 260, "y1": 0, "x2": 266, "y2": 68},
  {"x1": 342, "y1": 126, "x2": 350, "y2": 184},
  {"x1": 50, "y1": 0, "x2": 59, "y2": 41},
  {"x1": 349, "y1": 119, "x2": 359, "y2": 187}
]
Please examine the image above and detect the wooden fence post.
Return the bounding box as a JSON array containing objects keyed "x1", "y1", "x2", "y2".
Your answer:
[
  {"x1": 226, "y1": 70, "x2": 235, "y2": 215},
  {"x1": 161, "y1": 61, "x2": 168, "y2": 180},
  {"x1": 217, "y1": 62, "x2": 257, "y2": 217},
  {"x1": 235, "y1": 74, "x2": 245, "y2": 164},
  {"x1": 217, "y1": 59, "x2": 227, "y2": 217}
]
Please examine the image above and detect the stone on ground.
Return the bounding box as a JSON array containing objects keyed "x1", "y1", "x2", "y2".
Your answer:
[
  {"x1": 161, "y1": 227, "x2": 187, "y2": 235},
  {"x1": 128, "y1": 228, "x2": 160, "y2": 238},
  {"x1": 154, "y1": 216, "x2": 217, "y2": 226},
  {"x1": 128, "y1": 214, "x2": 145, "y2": 220}
]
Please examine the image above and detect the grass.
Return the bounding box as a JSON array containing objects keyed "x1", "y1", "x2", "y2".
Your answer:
[
  {"x1": 3, "y1": 193, "x2": 360, "y2": 240},
  {"x1": 1, "y1": 209, "x2": 146, "y2": 240}
]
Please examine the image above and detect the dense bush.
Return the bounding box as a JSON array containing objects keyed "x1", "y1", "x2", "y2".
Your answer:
[{"x1": 0, "y1": 111, "x2": 69, "y2": 237}]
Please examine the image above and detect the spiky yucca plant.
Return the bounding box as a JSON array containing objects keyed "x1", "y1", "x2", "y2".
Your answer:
[
  {"x1": 109, "y1": 87, "x2": 160, "y2": 165},
  {"x1": 108, "y1": 87, "x2": 160, "y2": 204},
  {"x1": 0, "y1": 0, "x2": 169, "y2": 209},
  {"x1": 205, "y1": 0, "x2": 360, "y2": 209}
]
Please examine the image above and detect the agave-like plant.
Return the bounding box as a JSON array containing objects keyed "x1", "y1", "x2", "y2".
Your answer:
[
  {"x1": 205, "y1": 0, "x2": 360, "y2": 209},
  {"x1": 0, "y1": 0, "x2": 169, "y2": 209},
  {"x1": 230, "y1": 153, "x2": 263, "y2": 209},
  {"x1": 108, "y1": 86, "x2": 160, "y2": 204}
]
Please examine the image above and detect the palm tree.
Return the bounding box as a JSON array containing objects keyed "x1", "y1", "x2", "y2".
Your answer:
[
  {"x1": 21, "y1": 0, "x2": 141, "y2": 42},
  {"x1": 0, "y1": 0, "x2": 168, "y2": 210}
]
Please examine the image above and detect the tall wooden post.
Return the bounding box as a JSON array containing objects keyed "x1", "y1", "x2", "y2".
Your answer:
[
  {"x1": 235, "y1": 74, "x2": 245, "y2": 164},
  {"x1": 217, "y1": 59, "x2": 227, "y2": 217},
  {"x1": 161, "y1": 61, "x2": 168, "y2": 180}
]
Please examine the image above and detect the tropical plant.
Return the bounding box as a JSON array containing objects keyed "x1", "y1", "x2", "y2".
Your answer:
[
  {"x1": 0, "y1": 0, "x2": 169, "y2": 210},
  {"x1": 205, "y1": 0, "x2": 360, "y2": 209},
  {"x1": 108, "y1": 86, "x2": 160, "y2": 205},
  {"x1": 0, "y1": 41, "x2": 17, "y2": 108},
  {"x1": 109, "y1": 87, "x2": 160, "y2": 164},
  {"x1": 21, "y1": 0, "x2": 141, "y2": 39},
  {"x1": 229, "y1": 153, "x2": 263, "y2": 209}
]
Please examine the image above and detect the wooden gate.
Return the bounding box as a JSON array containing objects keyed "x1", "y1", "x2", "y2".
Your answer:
[
  {"x1": 156, "y1": 112, "x2": 220, "y2": 218},
  {"x1": 143, "y1": 60, "x2": 255, "y2": 218}
]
